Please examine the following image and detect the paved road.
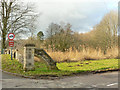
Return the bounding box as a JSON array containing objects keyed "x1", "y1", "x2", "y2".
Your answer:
[{"x1": 1, "y1": 71, "x2": 119, "y2": 88}]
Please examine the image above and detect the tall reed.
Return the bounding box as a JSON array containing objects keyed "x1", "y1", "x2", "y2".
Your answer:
[{"x1": 46, "y1": 46, "x2": 118, "y2": 62}]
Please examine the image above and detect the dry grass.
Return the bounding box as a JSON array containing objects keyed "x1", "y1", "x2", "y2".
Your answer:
[{"x1": 46, "y1": 47, "x2": 118, "y2": 62}]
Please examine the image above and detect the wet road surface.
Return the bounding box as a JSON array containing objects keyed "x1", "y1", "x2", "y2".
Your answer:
[{"x1": 1, "y1": 71, "x2": 119, "y2": 88}]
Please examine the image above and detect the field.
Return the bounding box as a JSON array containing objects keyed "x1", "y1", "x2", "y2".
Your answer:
[{"x1": 2, "y1": 54, "x2": 119, "y2": 77}]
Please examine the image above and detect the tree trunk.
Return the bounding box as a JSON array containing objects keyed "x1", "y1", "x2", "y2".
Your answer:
[{"x1": 1, "y1": 32, "x2": 6, "y2": 54}]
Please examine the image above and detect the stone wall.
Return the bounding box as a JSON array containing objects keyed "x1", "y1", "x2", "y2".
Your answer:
[
  {"x1": 4, "y1": 49, "x2": 23, "y2": 63},
  {"x1": 4, "y1": 44, "x2": 58, "y2": 71}
]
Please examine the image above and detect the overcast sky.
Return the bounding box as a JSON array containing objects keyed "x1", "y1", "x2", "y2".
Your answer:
[{"x1": 19, "y1": 0, "x2": 120, "y2": 35}]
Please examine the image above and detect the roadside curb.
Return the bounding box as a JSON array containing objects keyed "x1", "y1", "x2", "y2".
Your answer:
[
  {"x1": 92, "y1": 69, "x2": 119, "y2": 74},
  {"x1": 67, "y1": 69, "x2": 119, "y2": 77},
  {"x1": 2, "y1": 69, "x2": 119, "y2": 80},
  {"x1": 2, "y1": 70, "x2": 36, "y2": 79},
  {"x1": 2, "y1": 70, "x2": 61, "y2": 80}
]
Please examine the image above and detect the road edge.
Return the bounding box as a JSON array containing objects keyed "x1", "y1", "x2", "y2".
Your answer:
[{"x1": 2, "y1": 69, "x2": 119, "y2": 80}]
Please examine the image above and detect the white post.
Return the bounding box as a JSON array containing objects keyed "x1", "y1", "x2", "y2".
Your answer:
[
  {"x1": 16, "y1": 49, "x2": 19, "y2": 60},
  {"x1": 7, "y1": 49, "x2": 9, "y2": 54},
  {"x1": 4, "y1": 49, "x2": 7, "y2": 54}
]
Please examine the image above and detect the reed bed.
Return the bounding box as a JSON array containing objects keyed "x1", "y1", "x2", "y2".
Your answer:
[{"x1": 46, "y1": 47, "x2": 118, "y2": 62}]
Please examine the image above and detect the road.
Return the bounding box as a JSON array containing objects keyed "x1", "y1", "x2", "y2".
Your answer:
[{"x1": 1, "y1": 71, "x2": 119, "y2": 88}]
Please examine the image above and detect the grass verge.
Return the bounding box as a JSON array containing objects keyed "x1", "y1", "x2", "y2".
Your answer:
[{"x1": 1, "y1": 54, "x2": 119, "y2": 77}]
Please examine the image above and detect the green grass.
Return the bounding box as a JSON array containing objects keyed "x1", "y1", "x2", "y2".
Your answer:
[
  {"x1": 57, "y1": 59, "x2": 118, "y2": 73},
  {"x1": 1, "y1": 54, "x2": 119, "y2": 77},
  {"x1": 2, "y1": 54, "x2": 72, "y2": 76}
]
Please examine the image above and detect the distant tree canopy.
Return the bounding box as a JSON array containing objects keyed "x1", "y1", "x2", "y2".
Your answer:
[
  {"x1": 90, "y1": 10, "x2": 118, "y2": 52},
  {"x1": 44, "y1": 10, "x2": 118, "y2": 52},
  {"x1": 45, "y1": 23, "x2": 74, "y2": 51},
  {"x1": 26, "y1": 10, "x2": 118, "y2": 53},
  {"x1": 37, "y1": 31, "x2": 44, "y2": 41}
]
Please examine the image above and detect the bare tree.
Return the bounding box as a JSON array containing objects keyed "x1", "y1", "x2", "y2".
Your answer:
[
  {"x1": 45, "y1": 23, "x2": 74, "y2": 51},
  {"x1": 0, "y1": 0, "x2": 38, "y2": 53},
  {"x1": 46, "y1": 23, "x2": 61, "y2": 51},
  {"x1": 87, "y1": 10, "x2": 118, "y2": 54},
  {"x1": 95, "y1": 10, "x2": 118, "y2": 48}
]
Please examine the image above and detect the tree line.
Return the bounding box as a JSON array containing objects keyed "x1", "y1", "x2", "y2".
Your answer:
[
  {"x1": 0, "y1": 0, "x2": 118, "y2": 54},
  {"x1": 36, "y1": 10, "x2": 118, "y2": 54}
]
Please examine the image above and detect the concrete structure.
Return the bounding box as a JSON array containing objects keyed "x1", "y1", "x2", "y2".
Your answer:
[
  {"x1": 23, "y1": 44, "x2": 35, "y2": 71},
  {"x1": 5, "y1": 49, "x2": 19, "y2": 60},
  {"x1": 18, "y1": 54, "x2": 24, "y2": 64},
  {"x1": 4, "y1": 44, "x2": 58, "y2": 71},
  {"x1": 4, "y1": 48, "x2": 24, "y2": 64}
]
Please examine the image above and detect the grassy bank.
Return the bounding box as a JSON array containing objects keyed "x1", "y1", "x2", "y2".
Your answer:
[{"x1": 2, "y1": 54, "x2": 119, "y2": 77}]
